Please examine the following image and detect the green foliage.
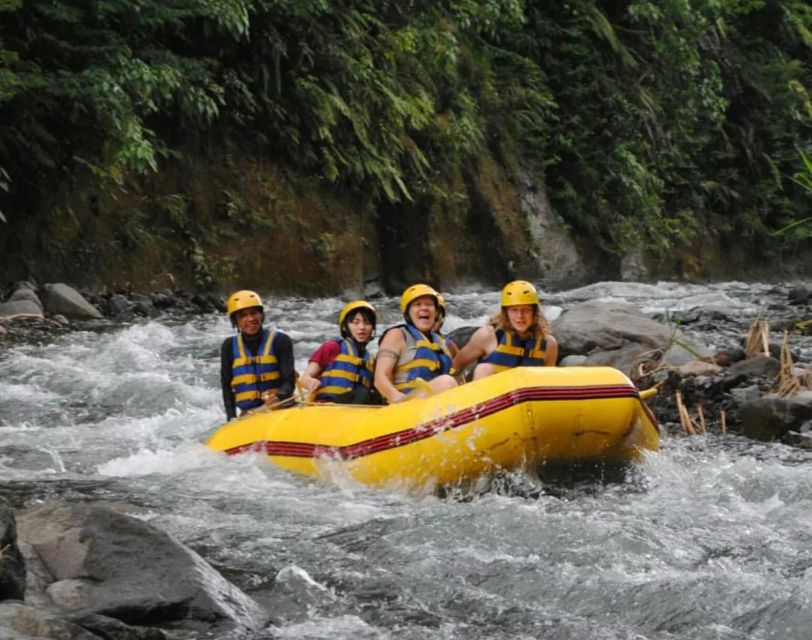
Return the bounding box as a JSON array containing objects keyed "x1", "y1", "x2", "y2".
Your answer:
[
  {"x1": 304, "y1": 232, "x2": 336, "y2": 263},
  {"x1": 0, "y1": 0, "x2": 809, "y2": 258}
]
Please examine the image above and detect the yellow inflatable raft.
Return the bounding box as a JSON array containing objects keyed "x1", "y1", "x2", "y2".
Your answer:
[{"x1": 207, "y1": 366, "x2": 659, "y2": 489}]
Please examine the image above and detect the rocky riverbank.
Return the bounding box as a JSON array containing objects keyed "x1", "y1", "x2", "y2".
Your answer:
[{"x1": 0, "y1": 280, "x2": 223, "y2": 346}]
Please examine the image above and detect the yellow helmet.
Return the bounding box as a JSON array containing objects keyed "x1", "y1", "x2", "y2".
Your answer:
[
  {"x1": 500, "y1": 280, "x2": 540, "y2": 307},
  {"x1": 226, "y1": 290, "x2": 264, "y2": 323},
  {"x1": 338, "y1": 300, "x2": 377, "y2": 329},
  {"x1": 400, "y1": 283, "x2": 440, "y2": 315}
]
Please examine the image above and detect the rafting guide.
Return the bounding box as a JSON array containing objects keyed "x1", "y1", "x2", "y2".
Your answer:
[{"x1": 220, "y1": 290, "x2": 296, "y2": 420}]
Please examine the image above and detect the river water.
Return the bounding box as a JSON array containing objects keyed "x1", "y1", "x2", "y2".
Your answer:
[{"x1": 1, "y1": 281, "x2": 811, "y2": 639}]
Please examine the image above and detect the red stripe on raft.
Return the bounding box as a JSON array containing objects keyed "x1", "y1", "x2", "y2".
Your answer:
[{"x1": 225, "y1": 384, "x2": 648, "y2": 461}]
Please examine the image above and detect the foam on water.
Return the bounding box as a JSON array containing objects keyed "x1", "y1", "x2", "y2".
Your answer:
[{"x1": 97, "y1": 441, "x2": 222, "y2": 476}]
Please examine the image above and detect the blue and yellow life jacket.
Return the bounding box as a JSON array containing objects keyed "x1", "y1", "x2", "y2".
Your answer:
[
  {"x1": 481, "y1": 328, "x2": 548, "y2": 373},
  {"x1": 231, "y1": 329, "x2": 281, "y2": 411},
  {"x1": 393, "y1": 324, "x2": 454, "y2": 394},
  {"x1": 315, "y1": 338, "x2": 374, "y2": 402}
]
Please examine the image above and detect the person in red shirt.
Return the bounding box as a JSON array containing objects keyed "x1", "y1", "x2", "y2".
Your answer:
[{"x1": 300, "y1": 300, "x2": 379, "y2": 404}]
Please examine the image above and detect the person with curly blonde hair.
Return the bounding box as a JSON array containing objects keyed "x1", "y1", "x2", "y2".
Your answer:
[{"x1": 452, "y1": 280, "x2": 557, "y2": 380}]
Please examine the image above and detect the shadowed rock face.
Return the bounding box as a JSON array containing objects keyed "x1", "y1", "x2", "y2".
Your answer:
[
  {"x1": 0, "y1": 497, "x2": 26, "y2": 601},
  {"x1": 17, "y1": 503, "x2": 267, "y2": 631}
]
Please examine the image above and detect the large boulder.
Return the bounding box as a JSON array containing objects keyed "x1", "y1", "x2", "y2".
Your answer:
[
  {"x1": 0, "y1": 284, "x2": 45, "y2": 319},
  {"x1": 552, "y1": 300, "x2": 709, "y2": 373},
  {"x1": 0, "y1": 299, "x2": 43, "y2": 319},
  {"x1": 0, "y1": 497, "x2": 26, "y2": 601},
  {"x1": 41, "y1": 283, "x2": 102, "y2": 319},
  {"x1": 8, "y1": 288, "x2": 43, "y2": 311},
  {"x1": 739, "y1": 391, "x2": 812, "y2": 441},
  {"x1": 17, "y1": 504, "x2": 266, "y2": 632}
]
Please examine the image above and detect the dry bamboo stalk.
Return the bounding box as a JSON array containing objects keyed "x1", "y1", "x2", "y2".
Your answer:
[
  {"x1": 744, "y1": 317, "x2": 771, "y2": 359},
  {"x1": 761, "y1": 320, "x2": 770, "y2": 356},
  {"x1": 720, "y1": 409, "x2": 727, "y2": 434},
  {"x1": 696, "y1": 403, "x2": 707, "y2": 435},
  {"x1": 676, "y1": 392, "x2": 694, "y2": 435},
  {"x1": 776, "y1": 330, "x2": 801, "y2": 397}
]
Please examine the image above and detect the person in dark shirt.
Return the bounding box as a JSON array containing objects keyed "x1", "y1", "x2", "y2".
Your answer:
[{"x1": 220, "y1": 290, "x2": 296, "y2": 421}]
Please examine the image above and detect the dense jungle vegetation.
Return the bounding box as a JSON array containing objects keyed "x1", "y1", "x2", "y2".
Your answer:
[{"x1": 0, "y1": 0, "x2": 810, "y2": 282}]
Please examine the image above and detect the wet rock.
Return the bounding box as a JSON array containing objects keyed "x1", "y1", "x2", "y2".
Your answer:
[
  {"x1": 673, "y1": 305, "x2": 734, "y2": 325},
  {"x1": 788, "y1": 286, "x2": 811, "y2": 305},
  {"x1": 16, "y1": 503, "x2": 267, "y2": 632},
  {"x1": 784, "y1": 419, "x2": 812, "y2": 448},
  {"x1": 42, "y1": 283, "x2": 102, "y2": 320},
  {"x1": 730, "y1": 385, "x2": 762, "y2": 405},
  {"x1": 108, "y1": 294, "x2": 132, "y2": 315},
  {"x1": 0, "y1": 497, "x2": 26, "y2": 601},
  {"x1": 739, "y1": 391, "x2": 812, "y2": 442},
  {"x1": 784, "y1": 432, "x2": 812, "y2": 448},
  {"x1": 559, "y1": 355, "x2": 588, "y2": 367},
  {"x1": 149, "y1": 291, "x2": 176, "y2": 310},
  {"x1": 722, "y1": 355, "x2": 781, "y2": 388}
]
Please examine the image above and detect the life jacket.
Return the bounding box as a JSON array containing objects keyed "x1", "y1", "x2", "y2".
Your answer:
[
  {"x1": 315, "y1": 338, "x2": 374, "y2": 402},
  {"x1": 392, "y1": 324, "x2": 454, "y2": 393},
  {"x1": 481, "y1": 328, "x2": 548, "y2": 372},
  {"x1": 231, "y1": 329, "x2": 281, "y2": 411}
]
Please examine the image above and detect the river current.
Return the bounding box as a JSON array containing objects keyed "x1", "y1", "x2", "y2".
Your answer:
[{"x1": 1, "y1": 281, "x2": 810, "y2": 639}]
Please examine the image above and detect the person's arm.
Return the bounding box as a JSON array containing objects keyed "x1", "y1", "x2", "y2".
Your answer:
[
  {"x1": 544, "y1": 334, "x2": 559, "y2": 366},
  {"x1": 301, "y1": 340, "x2": 342, "y2": 392},
  {"x1": 452, "y1": 325, "x2": 496, "y2": 372},
  {"x1": 220, "y1": 338, "x2": 237, "y2": 421},
  {"x1": 274, "y1": 332, "x2": 296, "y2": 401},
  {"x1": 300, "y1": 361, "x2": 323, "y2": 392},
  {"x1": 374, "y1": 329, "x2": 407, "y2": 404}
]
